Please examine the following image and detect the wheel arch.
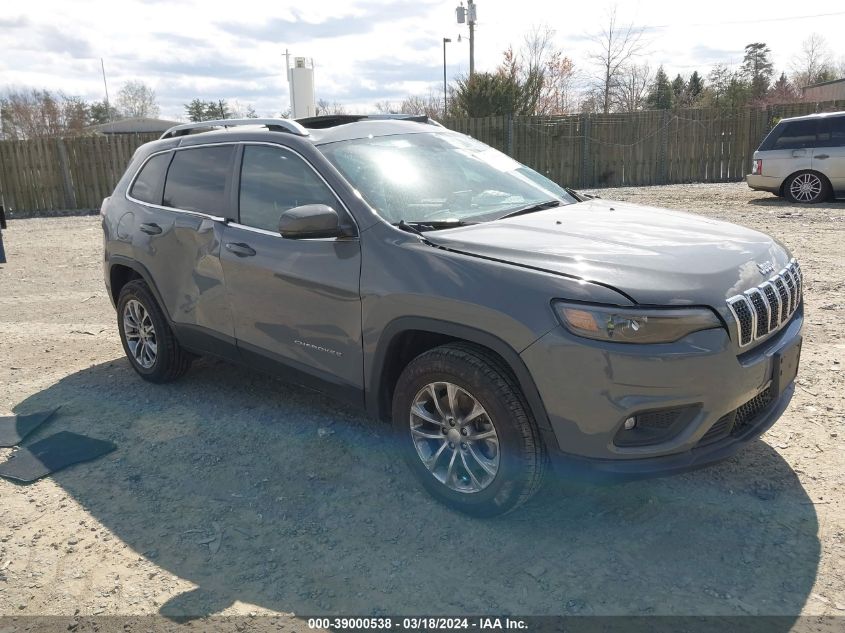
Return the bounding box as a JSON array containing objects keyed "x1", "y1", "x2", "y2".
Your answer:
[
  {"x1": 367, "y1": 317, "x2": 552, "y2": 433},
  {"x1": 108, "y1": 256, "x2": 173, "y2": 324},
  {"x1": 780, "y1": 169, "x2": 833, "y2": 200}
]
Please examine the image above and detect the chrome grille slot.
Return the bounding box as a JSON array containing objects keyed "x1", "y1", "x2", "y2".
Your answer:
[
  {"x1": 784, "y1": 270, "x2": 797, "y2": 310},
  {"x1": 748, "y1": 289, "x2": 769, "y2": 338},
  {"x1": 773, "y1": 277, "x2": 789, "y2": 322},
  {"x1": 761, "y1": 283, "x2": 780, "y2": 331},
  {"x1": 726, "y1": 259, "x2": 802, "y2": 348}
]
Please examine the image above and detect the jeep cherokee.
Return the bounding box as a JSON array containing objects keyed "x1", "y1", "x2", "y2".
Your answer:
[{"x1": 102, "y1": 115, "x2": 803, "y2": 516}]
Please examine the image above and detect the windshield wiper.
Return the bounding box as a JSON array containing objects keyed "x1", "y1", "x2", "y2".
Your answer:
[
  {"x1": 495, "y1": 200, "x2": 561, "y2": 220},
  {"x1": 395, "y1": 220, "x2": 475, "y2": 233}
]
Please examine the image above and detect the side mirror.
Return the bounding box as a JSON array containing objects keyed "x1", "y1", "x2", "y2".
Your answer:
[{"x1": 278, "y1": 204, "x2": 348, "y2": 239}]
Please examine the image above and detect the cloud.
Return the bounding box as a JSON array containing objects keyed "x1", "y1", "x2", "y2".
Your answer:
[
  {"x1": 215, "y1": 0, "x2": 435, "y2": 43},
  {"x1": 689, "y1": 44, "x2": 745, "y2": 64},
  {"x1": 0, "y1": 15, "x2": 30, "y2": 28},
  {"x1": 38, "y1": 26, "x2": 94, "y2": 57},
  {"x1": 141, "y1": 58, "x2": 276, "y2": 81}
]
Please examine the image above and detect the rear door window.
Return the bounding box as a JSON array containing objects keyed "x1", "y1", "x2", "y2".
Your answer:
[
  {"x1": 771, "y1": 120, "x2": 818, "y2": 150},
  {"x1": 130, "y1": 153, "x2": 171, "y2": 205},
  {"x1": 238, "y1": 145, "x2": 338, "y2": 232},
  {"x1": 163, "y1": 146, "x2": 235, "y2": 216}
]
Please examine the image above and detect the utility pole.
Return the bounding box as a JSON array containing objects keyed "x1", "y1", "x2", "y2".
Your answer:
[
  {"x1": 468, "y1": 0, "x2": 476, "y2": 77},
  {"x1": 443, "y1": 38, "x2": 451, "y2": 118},
  {"x1": 455, "y1": 1, "x2": 478, "y2": 77},
  {"x1": 100, "y1": 58, "x2": 112, "y2": 121}
]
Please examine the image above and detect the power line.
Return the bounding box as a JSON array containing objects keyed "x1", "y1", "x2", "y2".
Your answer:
[{"x1": 642, "y1": 10, "x2": 845, "y2": 30}]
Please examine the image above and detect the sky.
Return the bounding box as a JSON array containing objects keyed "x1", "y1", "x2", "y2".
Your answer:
[{"x1": 1, "y1": 0, "x2": 844, "y2": 120}]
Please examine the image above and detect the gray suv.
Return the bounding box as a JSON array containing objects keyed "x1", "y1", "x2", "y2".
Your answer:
[{"x1": 102, "y1": 115, "x2": 804, "y2": 516}]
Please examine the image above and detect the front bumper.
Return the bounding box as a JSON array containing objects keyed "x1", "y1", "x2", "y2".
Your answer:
[
  {"x1": 520, "y1": 308, "x2": 803, "y2": 479},
  {"x1": 746, "y1": 174, "x2": 783, "y2": 194}
]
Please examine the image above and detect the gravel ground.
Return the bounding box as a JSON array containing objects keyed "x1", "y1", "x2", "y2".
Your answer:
[{"x1": 0, "y1": 182, "x2": 843, "y2": 629}]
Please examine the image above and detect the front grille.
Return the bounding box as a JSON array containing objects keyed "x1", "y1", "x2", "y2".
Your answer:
[
  {"x1": 698, "y1": 387, "x2": 774, "y2": 446},
  {"x1": 727, "y1": 259, "x2": 802, "y2": 348}
]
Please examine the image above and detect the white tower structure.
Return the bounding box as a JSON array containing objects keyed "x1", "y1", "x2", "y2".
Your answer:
[{"x1": 285, "y1": 51, "x2": 316, "y2": 118}]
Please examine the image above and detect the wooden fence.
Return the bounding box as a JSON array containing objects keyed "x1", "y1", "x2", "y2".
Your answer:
[
  {"x1": 443, "y1": 99, "x2": 845, "y2": 188},
  {"x1": 0, "y1": 133, "x2": 159, "y2": 214},
  {"x1": 1, "y1": 99, "x2": 844, "y2": 214}
]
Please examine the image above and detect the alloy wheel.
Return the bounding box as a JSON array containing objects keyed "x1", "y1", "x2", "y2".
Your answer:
[
  {"x1": 789, "y1": 173, "x2": 823, "y2": 202},
  {"x1": 123, "y1": 299, "x2": 157, "y2": 369},
  {"x1": 409, "y1": 381, "x2": 500, "y2": 493}
]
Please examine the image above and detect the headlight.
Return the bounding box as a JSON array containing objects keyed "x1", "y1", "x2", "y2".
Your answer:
[{"x1": 552, "y1": 301, "x2": 722, "y2": 344}]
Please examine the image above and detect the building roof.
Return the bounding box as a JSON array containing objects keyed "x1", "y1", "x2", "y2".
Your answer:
[
  {"x1": 87, "y1": 117, "x2": 182, "y2": 134},
  {"x1": 803, "y1": 77, "x2": 845, "y2": 89}
]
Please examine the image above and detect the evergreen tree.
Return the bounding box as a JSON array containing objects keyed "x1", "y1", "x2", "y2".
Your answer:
[
  {"x1": 686, "y1": 71, "x2": 704, "y2": 105},
  {"x1": 741, "y1": 43, "x2": 774, "y2": 101},
  {"x1": 671, "y1": 74, "x2": 686, "y2": 104},
  {"x1": 184, "y1": 99, "x2": 207, "y2": 122},
  {"x1": 646, "y1": 66, "x2": 673, "y2": 110},
  {"x1": 88, "y1": 100, "x2": 121, "y2": 125},
  {"x1": 453, "y1": 71, "x2": 523, "y2": 117},
  {"x1": 767, "y1": 72, "x2": 800, "y2": 103},
  {"x1": 705, "y1": 64, "x2": 750, "y2": 109}
]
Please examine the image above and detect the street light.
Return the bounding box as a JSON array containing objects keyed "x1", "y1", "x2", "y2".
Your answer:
[{"x1": 442, "y1": 37, "x2": 451, "y2": 118}]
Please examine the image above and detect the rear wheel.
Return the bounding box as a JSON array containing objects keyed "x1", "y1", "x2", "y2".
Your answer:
[
  {"x1": 117, "y1": 280, "x2": 192, "y2": 383},
  {"x1": 391, "y1": 343, "x2": 546, "y2": 517},
  {"x1": 784, "y1": 171, "x2": 830, "y2": 203}
]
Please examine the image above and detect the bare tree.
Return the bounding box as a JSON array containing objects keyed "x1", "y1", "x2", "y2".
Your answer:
[
  {"x1": 790, "y1": 34, "x2": 835, "y2": 88},
  {"x1": 316, "y1": 99, "x2": 347, "y2": 115},
  {"x1": 373, "y1": 100, "x2": 399, "y2": 114},
  {"x1": 613, "y1": 62, "x2": 651, "y2": 112},
  {"x1": 116, "y1": 80, "x2": 160, "y2": 118},
  {"x1": 586, "y1": 5, "x2": 647, "y2": 113},
  {"x1": 400, "y1": 93, "x2": 441, "y2": 118},
  {"x1": 0, "y1": 88, "x2": 90, "y2": 139},
  {"x1": 228, "y1": 101, "x2": 260, "y2": 118},
  {"x1": 520, "y1": 26, "x2": 577, "y2": 115}
]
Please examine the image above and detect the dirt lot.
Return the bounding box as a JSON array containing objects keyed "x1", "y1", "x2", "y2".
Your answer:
[{"x1": 0, "y1": 182, "x2": 843, "y2": 628}]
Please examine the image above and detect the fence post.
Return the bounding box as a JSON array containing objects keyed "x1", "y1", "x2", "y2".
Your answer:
[
  {"x1": 580, "y1": 113, "x2": 591, "y2": 188},
  {"x1": 56, "y1": 138, "x2": 77, "y2": 210},
  {"x1": 659, "y1": 110, "x2": 669, "y2": 185},
  {"x1": 505, "y1": 113, "x2": 514, "y2": 156}
]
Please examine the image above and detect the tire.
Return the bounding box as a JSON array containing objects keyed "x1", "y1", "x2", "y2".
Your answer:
[
  {"x1": 391, "y1": 343, "x2": 546, "y2": 517},
  {"x1": 116, "y1": 280, "x2": 192, "y2": 383},
  {"x1": 784, "y1": 171, "x2": 831, "y2": 204}
]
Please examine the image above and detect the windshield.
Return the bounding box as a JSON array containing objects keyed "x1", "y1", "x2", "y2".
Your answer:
[{"x1": 317, "y1": 132, "x2": 577, "y2": 225}]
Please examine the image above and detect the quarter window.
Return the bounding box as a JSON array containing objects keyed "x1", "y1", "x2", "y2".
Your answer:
[
  {"x1": 162, "y1": 146, "x2": 235, "y2": 216},
  {"x1": 130, "y1": 153, "x2": 171, "y2": 205},
  {"x1": 772, "y1": 120, "x2": 818, "y2": 150},
  {"x1": 238, "y1": 145, "x2": 338, "y2": 232}
]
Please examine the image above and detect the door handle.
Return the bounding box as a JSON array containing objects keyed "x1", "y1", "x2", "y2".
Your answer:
[
  {"x1": 225, "y1": 242, "x2": 256, "y2": 257},
  {"x1": 815, "y1": 154, "x2": 829, "y2": 159},
  {"x1": 139, "y1": 222, "x2": 162, "y2": 235}
]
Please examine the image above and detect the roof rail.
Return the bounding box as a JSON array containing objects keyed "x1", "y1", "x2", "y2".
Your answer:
[
  {"x1": 160, "y1": 118, "x2": 309, "y2": 140},
  {"x1": 295, "y1": 113, "x2": 443, "y2": 129}
]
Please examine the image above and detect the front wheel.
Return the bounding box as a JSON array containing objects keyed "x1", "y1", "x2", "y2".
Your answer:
[
  {"x1": 784, "y1": 171, "x2": 830, "y2": 204},
  {"x1": 391, "y1": 343, "x2": 546, "y2": 517}
]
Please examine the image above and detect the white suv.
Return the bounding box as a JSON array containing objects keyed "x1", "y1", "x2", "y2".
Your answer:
[{"x1": 747, "y1": 110, "x2": 845, "y2": 203}]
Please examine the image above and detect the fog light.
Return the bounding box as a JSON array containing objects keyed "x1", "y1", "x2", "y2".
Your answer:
[{"x1": 623, "y1": 417, "x2": 637, "y2": 430}]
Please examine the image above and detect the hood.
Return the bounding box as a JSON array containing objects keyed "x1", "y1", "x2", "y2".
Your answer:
[{"x1": 428, "y1": 199, "x2": 792, "y2": 306}]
